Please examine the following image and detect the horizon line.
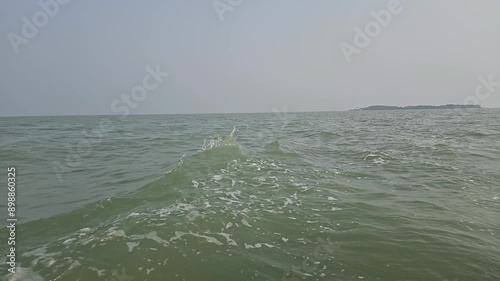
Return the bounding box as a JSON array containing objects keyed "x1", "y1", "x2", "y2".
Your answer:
[
  {"x1": 1, "y1": 106, "x2": 498, "y2": 118},
  {"x1": 0, "y1": 109, "x2": 347, "y2": 118}
]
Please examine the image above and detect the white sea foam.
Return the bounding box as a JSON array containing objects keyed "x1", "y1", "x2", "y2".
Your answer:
[
  {"x1": 245, "y1": 243, "x2": 275, "y2": 249},
  {"x1": 126, "y1": 241, "x2": 140, "y2": 252},
  {"x1": 170, "y1": 231, "x2": 223, "y2": 246},
  {"x1": 241, "y1": 219, "x2": 252, "y2": 227},
  {"x1": 218, "y1": 233, "x2": 238, "y2": 246},
  {"x1": 130, "y1": 231, "x2": 170, "y2": 247},
  {"x1": 62, "y1": 238, "x2": 77, "y2": 245}
]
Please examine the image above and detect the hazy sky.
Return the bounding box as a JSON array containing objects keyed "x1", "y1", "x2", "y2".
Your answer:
[{"x1": 1, "y1": 0, "x2": 499, "y2": 116}]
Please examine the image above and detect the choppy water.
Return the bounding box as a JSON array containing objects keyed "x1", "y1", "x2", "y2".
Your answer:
[{"x1": 1, "y1": 110, "x2": 499, "y2": 281}]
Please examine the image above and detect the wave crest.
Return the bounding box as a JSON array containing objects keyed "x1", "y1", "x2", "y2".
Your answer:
[{"x1": 201, "y1": 126, "x2": 238, "y2": 151}]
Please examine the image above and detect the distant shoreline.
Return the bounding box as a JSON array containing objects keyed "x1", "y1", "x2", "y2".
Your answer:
[
  {"x1": 352, "y1": 104, "x2": 481, "y2": 111},
  {"x1": 1, "y1": 106, "x2": 493, "y2": 117}
]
